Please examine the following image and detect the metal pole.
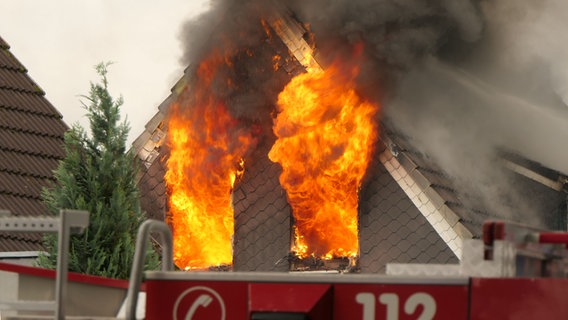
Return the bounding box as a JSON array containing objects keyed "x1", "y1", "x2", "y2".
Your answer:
[
  {"x1": 125, "y1": 220, "x2": 173, "y2": 320},
  {"x1": 54, "y1": 209, "x2": 69, "y2": 320}
]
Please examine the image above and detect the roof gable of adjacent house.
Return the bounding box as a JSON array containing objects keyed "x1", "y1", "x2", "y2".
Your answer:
[{"x1": 0, "y1": 35, "x2": 68, "y2": 252}]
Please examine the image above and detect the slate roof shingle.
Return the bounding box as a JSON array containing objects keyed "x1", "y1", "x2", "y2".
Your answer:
[{"x1": 0, "y1": 35, "x2": 68, "y2": 252}]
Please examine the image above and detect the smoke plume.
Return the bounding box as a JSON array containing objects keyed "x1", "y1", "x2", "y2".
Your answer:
[
  {"x1": 175, "y1": 0, "x2": 568, "y2": 225},
  {"x1": 382, "y1": 0, "x2": 568, "y2": 222}
]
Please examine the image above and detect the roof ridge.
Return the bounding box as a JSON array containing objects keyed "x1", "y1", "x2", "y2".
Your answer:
[
  {"x1": 0, "y1": 41, "x2": 45, "y2": 95},
  {"x1": 0, "y1": 42, "x2": 26, "y2": 72},
  {"x1": 0, "y1": 36, "x2": 9, "y2": 50}
]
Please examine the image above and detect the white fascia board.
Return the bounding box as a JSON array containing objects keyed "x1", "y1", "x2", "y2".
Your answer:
[{"x1": 379, "y1": 148, "x2": 472, "y2": 260}]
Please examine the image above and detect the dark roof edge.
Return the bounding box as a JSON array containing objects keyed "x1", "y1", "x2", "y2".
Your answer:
[{"x1": 0, "y1": 36, "x2": 67, "y2": 123}]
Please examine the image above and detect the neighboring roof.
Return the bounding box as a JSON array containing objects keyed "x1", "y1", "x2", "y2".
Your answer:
[{"x1": 0, "y1": 36, "x2": 68, "y2": 251}]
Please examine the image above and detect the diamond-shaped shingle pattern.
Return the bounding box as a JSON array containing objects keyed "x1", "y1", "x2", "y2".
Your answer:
[
  {"x1": 233, "y1": 139, "x2": 291, "y2": 272},
  {"x1": 359, "y1": 143, "x2": 459, "y2": 273},
  {"x1": 379, "y1": 149, "x2": 467, "y2": 257},
  {"x1": 137, "y1": 156, "x2": 167, "y2": 222},
  {"x1": 0, "y1": 35, "x2": 68, "y2": 251}
]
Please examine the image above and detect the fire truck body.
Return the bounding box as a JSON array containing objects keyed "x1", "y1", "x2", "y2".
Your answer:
[
  {"x1": 1, "y1": 213, "x2": 567, "y2": 319},
  {"x1": 143, "y1": 271, "x2": 568, "y2": 319},
  {"x1": 138, "y1": 220, "x2": 568, "y2": 320}
]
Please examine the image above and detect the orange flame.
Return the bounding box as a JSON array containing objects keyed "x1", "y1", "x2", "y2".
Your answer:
[
  {"x1": 165, "y1": 51, "x2": 254, "y2": 269},
  {"x1": 268, "y1": 62, "x2": 379, "y2": 259}
]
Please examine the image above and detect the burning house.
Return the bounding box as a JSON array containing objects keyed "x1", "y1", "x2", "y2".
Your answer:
[{"x1": 133, "y1": 1, "x2": 568, "y2": 273}]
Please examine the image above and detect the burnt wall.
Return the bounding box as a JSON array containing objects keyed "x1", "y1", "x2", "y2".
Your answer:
[{"x1": 232, "y1": 137, "x2": 291, "y2": 272}]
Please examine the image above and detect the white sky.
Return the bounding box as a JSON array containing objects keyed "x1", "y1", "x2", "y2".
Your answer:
[{"x1": 0, "y1": 0, "x2": 210, "y2": 144}]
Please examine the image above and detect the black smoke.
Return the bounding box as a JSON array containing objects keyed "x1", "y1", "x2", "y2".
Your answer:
[{"x1": 175, "y1": 0, "x2": 568, "y2": 226}]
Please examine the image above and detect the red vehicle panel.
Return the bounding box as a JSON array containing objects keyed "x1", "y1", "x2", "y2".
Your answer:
[
  {"x1": 145, "y1": 280, "x2": 248, "y2": 320},
  {"x1": 470, "y1": 278, "x2": 568, "y2": 320},
  {"x1": 333, "y1": 283, "x2": 469, "y2": 320}
]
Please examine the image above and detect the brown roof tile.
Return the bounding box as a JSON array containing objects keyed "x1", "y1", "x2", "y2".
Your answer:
[
  {"x1": 0, "y1": 48, "x2": 24, "y2": 70},
  {"x1": 0, "y1": 233, "x2": 43, "y2": 252},
  {"x1": 0, "y1": 107, "x2": 67, "y2": 137},
  {"x1": 0, "y1": 67, "x2": 40, "y2": 93},
  {"x1": 0, "y1": 171, "x2": 50, "y2": 198},
  {"x1": 0, "y1": 35, "x2": 68, "y2": 252},
  {"x1": 0, "y1": 128, "x2": 64, "y2": 158},
  {"x1": 0, "y1": 90, "x2": 61, "y2": 116},
  {"x1": 0, "y1": 194, "x2": 48, "y2": 217},
  {"x1": 0, "y1": 37, "x2": 9, "y2": 49},
  {"x1": 0, "y1": 149, "x2": 59, "y2": 178}
]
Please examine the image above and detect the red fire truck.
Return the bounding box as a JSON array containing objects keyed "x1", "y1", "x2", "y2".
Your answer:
[
  {"x1": 127, "y1": 219, "x2": 568, "y2": 320},
  {"x1": 1, "y1": 211, "x2": 568, "y2": 319}
]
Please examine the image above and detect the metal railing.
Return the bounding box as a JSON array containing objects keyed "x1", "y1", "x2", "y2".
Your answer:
[
  {"x1": 124, "y1": 220, "x2": 174, "y2": 320},
  {"x1": 0, "y1": 209, "x2": 89, "y2": 319}
]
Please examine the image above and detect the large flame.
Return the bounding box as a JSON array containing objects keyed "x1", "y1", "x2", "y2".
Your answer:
[
  {"x1": 268, "y1": 61, "x2": 379, "y2": 259},
  {"x1": 165, "y1": 51, "x2": 254, "y2": 269},
  {"x1": 164, "y1": 16, "x2": 378, "y2": 266}
]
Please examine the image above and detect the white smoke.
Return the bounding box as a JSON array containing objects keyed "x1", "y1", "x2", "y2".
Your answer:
[{"x1": 385, "y1": 0, "x2": 568, "y2": 223}]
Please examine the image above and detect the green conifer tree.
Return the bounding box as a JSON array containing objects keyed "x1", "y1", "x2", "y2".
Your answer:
[{"x1": 37, "y1": 62, "x2": 159, "y2": 279}]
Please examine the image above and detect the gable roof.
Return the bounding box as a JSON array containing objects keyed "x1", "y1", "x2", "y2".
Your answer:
[
  {"x1": 132, "y1": 5, "x2": 568, "y2": 272},
  {"x1": 0, "y1": 35, "x2": 68, "y2": 252}
]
